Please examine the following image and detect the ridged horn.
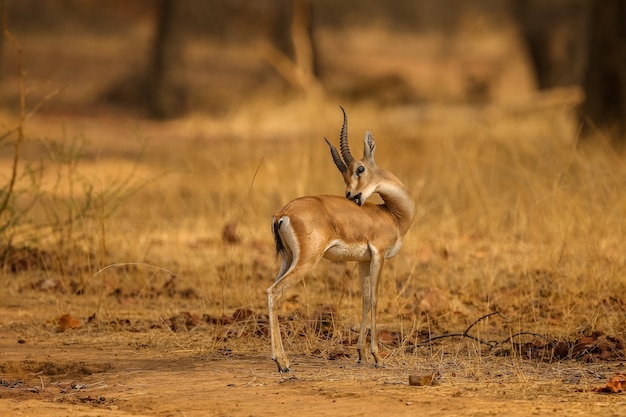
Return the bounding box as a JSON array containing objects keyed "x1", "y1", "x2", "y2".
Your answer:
[
  {"x1": 338, "y1": 106, "x2": 354, "y2": 166},
  {"x1": 325, "y1": 137, "x2": 347, "y2": 174}
]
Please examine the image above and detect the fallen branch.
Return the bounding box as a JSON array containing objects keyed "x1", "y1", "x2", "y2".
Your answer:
[{"x1": 416, "y1": 310, "x2": 508, "y2": 348}]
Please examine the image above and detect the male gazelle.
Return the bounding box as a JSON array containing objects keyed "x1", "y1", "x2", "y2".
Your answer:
[{"x1": 267, "y1": 107, "x2": 415, "y2": 372}]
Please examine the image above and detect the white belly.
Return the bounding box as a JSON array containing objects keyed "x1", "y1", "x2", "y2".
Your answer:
[
  {"x1": 323, "y1": 237, "x2": 404, "y2": 262},
  {"x1": 323, "y1": 240, "x2": 370, "y2": 261}
]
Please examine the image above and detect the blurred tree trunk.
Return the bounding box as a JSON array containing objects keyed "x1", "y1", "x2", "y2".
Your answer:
[
  {"x1": 270, "y1": 0, "x2": 295, "y2": 63},
  {"x1": 290, "y1": 0, "x2": 319, "y2": 80},
  {"x1": 0, "y1": 0, "x2": 5, "y2": 81},
  {"x1": 146, "y1": 0, "x2": 187, "y2": 119},
  {"x1": 580, "y1": 0, "x2": 626, "y2": 143},
  {"x1": 516, "y1": 0, "x2": 626, "y2": 143},
  {"x1": 101, "y1": 0, "x2": 187, "y2": 119},
  {"x1": 515, "y1": 0, "x2": 589, "y2": 89},
  {"x1": 0, "y1": 30, "x2": 3, "y2": 80},
  {"x1": 262, "y1": 0, "x2": 322, "y2": 97}
]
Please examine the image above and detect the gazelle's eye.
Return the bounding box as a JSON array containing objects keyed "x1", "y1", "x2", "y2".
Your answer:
[{"x1": 356, "y1": 166, "x2": 365, "y2": 176}]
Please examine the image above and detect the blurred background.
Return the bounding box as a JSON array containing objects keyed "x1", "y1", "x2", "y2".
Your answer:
[{"x1": 0, "y1": 0, "x2": 624, "y2": 142}]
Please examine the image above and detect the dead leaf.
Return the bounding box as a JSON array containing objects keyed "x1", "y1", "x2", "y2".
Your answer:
[
  {"x1": 166, "y1": 311, "x2": 200, "y2": 331},
  {"x1": 594, "y1": 373, "x2": 626, "y2": 393},
  {"x1": 409, "y1": 373, "x2": 434, "y2": 386},
  {"x1": 327, "y1": 348, "x2": 351, "y2": 360},
  {"x1": 222, "y1": 222, "x2": 239, "y2": 244},
  {"x1": 58, "y1": 314, "x2": 82, "y2": 331},
  {"x1": 415, "y1": 288, "x2": 470, "y2": 319},
  {"x1": 378, "y1": 329, "x2": 403, "y2": 347}
]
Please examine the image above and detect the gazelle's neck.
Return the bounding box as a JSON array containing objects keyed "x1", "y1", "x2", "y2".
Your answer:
[{"x1": 376, "y1": 171, "x2": 415, "y2": 236}]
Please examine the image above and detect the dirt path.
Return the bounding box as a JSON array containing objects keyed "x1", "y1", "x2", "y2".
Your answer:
[{"x1": 1, "y1": 334, "x2": 623, "y2": 417}]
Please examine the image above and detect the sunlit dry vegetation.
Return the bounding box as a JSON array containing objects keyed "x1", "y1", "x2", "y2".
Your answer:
[
  {"x1": 0, "y1": 3, "x2": 625, "y2": 405},
  {"x1": 2, "y1": 98, "x2": 625, "y2": 364}
]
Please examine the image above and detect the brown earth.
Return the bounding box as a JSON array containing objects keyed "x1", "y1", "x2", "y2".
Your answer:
[
  {"x1": 1, "y1": 350, "x2": 623, "y2": 417},
  {"x1": 1, "y1": 306, "x2": 624, "y2": 417}
]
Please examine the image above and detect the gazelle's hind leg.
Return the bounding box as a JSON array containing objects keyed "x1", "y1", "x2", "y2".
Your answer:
[
  {"x1": 267, "y1": 215, "x2": 325, "y2": 372},
  {"x1": 268, "y1": 215, "x2": 328, "y2": 371},
  {"x1": 267, "y1": 261, "x2": 295, "y2": 372},
  {"x1": 267, "y1": 216, "x2": 295, "y2": 372}
]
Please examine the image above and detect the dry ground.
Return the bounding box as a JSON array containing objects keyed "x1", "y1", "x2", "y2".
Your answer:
[
  {"x1": 1, "y1": 18, "x2": 626, "y2": 416},
  {"x1": 0, "y1": 299, "x2": 624, "y2": 417}
]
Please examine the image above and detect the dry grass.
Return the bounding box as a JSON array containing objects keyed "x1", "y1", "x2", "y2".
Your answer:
[
  {"x1": 1, "y1": 23, "x2": 625, "y2": 381},
  {"x1": 3, "y1": 98, "x2": 625, "y2": 365}
]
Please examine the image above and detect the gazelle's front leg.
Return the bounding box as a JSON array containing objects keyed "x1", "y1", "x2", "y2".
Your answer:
[
  {"x1": 368, "y1": 250, "x2": 384, "y2": 367},
  {"x1": 356, "y1": 249, "x2": 384, "y2": 367},
  {"x1": 356, "y1": 261, "x2": 372, "y2": 364}
]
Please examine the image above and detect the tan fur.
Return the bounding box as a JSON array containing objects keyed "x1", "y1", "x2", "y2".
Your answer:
[{"x1": 267, "y1": 110, "x2": 415, "y2": 372}]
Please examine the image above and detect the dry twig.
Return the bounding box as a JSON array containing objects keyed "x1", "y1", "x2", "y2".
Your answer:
[{"x1": 417, "y1": 311, "x2": 509, "y2": 348}]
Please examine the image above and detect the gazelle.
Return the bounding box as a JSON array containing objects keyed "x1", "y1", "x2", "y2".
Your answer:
[{"x1": 267, "y1": 107, "x2": 415, "y2": 372}]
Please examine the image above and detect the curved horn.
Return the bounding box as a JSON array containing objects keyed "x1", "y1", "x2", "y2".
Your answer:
[
  {"x1": 338, "y1": 106, "x2": 354, "y2": 166},
  {"x1": 325, "y1": 137, "x2": 347, "y2": 174}
]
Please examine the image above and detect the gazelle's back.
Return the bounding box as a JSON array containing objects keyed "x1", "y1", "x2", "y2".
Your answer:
[{"x1": 274, "y1": 195, "x2": 400, "y2": 261}]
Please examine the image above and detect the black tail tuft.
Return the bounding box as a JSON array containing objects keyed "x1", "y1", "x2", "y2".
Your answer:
[{"x1": 273, "y1": 219, "x2": 285, "y2": 255}]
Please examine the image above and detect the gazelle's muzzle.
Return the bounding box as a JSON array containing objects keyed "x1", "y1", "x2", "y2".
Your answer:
[{"x1": 346, "y1": 191, "x2": 363, "y2": 206}]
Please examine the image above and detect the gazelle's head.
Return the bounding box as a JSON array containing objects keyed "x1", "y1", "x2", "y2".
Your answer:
[{"x1": 325, "y1": 106, "x2": 379, "y2": 206}]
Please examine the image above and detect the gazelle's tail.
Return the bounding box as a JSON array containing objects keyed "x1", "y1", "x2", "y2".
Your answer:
[{"x1": 272, "y1": 217, "x2": 286, "y2": 255}]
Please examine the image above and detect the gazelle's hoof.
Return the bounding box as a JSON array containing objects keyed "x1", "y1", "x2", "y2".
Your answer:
[
  {"x1": 356, "y1": 349, "x2": 365, "y2": 364},
  {"x1": 372, "y1": 352, "x2": 385, "y2": 368},
  {"x1": 274, "y1": 358, "x2": 290, "y2": 373}
]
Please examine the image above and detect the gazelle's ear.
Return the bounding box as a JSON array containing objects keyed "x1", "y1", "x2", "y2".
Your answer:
[{"x1": 363, "y1": 131, "x2": 376, "y2": 161}]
